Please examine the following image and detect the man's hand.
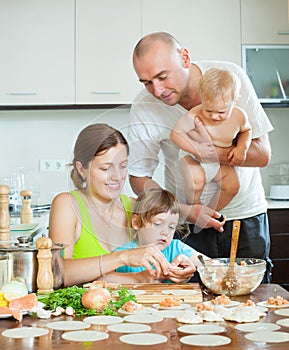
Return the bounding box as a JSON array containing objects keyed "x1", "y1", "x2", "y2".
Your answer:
[{"x1": 181, "y1": 203, "x2": 226, "y2": 233}]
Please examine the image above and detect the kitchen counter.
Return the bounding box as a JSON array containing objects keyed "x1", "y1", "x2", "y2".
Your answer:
[
  {"x1": 267, "y1": 199, "x2": 289, "y2": 209},
  {"x1": 1, "y1": 284, "x2": 289, "y2": 350}
]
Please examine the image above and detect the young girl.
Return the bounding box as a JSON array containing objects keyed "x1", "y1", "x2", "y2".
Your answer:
[
  {"x1": 115, "y1": 188, "x2": 208, "y2": 282},
  {"x1": 171, "y1": 68, "x2": 252, "y2": 211}
]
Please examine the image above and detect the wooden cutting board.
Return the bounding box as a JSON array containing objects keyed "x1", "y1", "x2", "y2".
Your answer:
[{"x1": 122, "y1": 283, "x2": 203, "y2": 304}]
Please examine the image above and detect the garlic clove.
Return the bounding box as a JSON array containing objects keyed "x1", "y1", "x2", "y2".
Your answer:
[
  {"x1": 51, "y1": 306, "x2": 65, "y2": 316},
  {"x1": 36, "y1": 308, "x2": 52, "y2": 319},
  {"x1": 65, "y1": 306, "x2": 74, "y2": 316}
]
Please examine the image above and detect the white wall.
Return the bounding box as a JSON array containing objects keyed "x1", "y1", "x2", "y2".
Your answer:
[
  {"x1": 0, "y1": 106, "x2": 288, "y2": 205},
  {"x1": 0, "y1": 107, "x2": 136, "y2": 204}
]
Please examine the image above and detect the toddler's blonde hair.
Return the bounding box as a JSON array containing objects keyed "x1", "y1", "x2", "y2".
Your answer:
[{"x1": 199, "y1": 67, "x2": 241, "y2": 104}]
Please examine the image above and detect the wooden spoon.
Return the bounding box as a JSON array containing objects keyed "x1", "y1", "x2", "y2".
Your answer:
[{"x1": 221, "y1": 220, "x2": 241, "y2": 295}]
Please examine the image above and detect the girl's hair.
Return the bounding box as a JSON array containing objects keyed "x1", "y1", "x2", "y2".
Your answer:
[
  {"x1": 70, "y1": 123, "x2": 129, "y2": 189},
  {"x1": 199, "y1": 67, "x2": 241, "y2": 104},
  {"x1": 133, "y1": 188, "x2": 180, "y2": 228}
]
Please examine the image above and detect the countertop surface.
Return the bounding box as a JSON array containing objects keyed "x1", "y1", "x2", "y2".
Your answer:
[
  {"x1": 267, "y1": 199, "x2": 289, "y2": 209},
  {"x1": 1, "y1": 284, "x2": 289, "y2": 350}
]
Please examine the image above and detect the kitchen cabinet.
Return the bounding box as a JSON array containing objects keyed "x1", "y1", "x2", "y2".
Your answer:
[
  {"x1": 75, "y1": 0, "x2": 142, "y2": 104},
  {"x1": 268, "y1": 208, "x2": 289, "y2": 290},
  {"x1": 0, "y1": 0, "x2": 74, "y2": 106},
  {"x1": 142, "y1": 0, "x2": 241, "y2": 65},
  {"x1": 241, "y1": 0, "x2": 289, "y2": 44}
]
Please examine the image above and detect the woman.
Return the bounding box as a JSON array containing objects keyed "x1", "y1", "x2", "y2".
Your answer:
[{"x1": 49, "y1": 123, "x2": 195, "y2": 286}]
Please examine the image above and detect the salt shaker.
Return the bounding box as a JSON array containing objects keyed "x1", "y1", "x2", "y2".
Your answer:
[
  {"x1": 0, "y1": 184, "x2": 10, "y2": 241},
  {"x1": 20, "y1": 190, "x2": 33, "y2": 224}
]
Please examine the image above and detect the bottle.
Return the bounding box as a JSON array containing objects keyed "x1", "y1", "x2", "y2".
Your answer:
[
  {"x1": 0, "y1": 184, "x2": 10, "y2": 240},
  {"x1": 20, "y1": 190, "x2": 33, "y2": 224}
]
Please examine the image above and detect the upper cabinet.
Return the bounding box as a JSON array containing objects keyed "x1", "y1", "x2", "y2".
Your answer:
[
  {"x1": 0, "y1": 0, "x2": 74, "y2": 106},
  {"x1": 241, "y1": 0, "x2": 289, "y2": 44},
  {"x1": 142, "y1": 0, "x2": 241, "y2": 65},
  {"x1": 75, "y1": 0, "x2": 142, "y2": 104}
]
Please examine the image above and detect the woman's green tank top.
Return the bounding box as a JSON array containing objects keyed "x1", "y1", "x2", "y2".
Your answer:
[{"x1": 70, "y1": 191, "x2": 133, "y2": 259}]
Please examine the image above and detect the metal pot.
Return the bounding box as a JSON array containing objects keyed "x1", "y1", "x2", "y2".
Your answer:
[{"x1": 0, "y1": 235, "x2": 64, "y2": 293}]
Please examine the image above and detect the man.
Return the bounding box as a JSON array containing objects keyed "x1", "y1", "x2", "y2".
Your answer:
[{"x1": 128, "y1": 32, "x2": 273, "y2": 281}]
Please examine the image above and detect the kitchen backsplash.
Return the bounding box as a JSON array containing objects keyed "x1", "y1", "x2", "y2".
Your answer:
[{"x1": 0, "y1": 107, "x2": 288, "y2": 204}]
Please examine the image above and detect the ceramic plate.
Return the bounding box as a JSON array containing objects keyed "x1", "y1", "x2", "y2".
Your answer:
[
  {"x1": 0, "y1": 311, "x2": 28, "y2": 319},
  {"x1": 2, "y1": 327, "x2": 49, "y2": 338},
  {"x1": 257, "y1": 301, "x2": 289, "y2": 309},
  {"x1": 123, "y1": 313, "x2": 163, "y2": 324},
  {"x1": 178, "y1": 324, "x2": 225, "y2": 334},
  {"x1": 276, "y1": 318, "x2": 289, "y2": 328},
  {"x1": 275, "y1": 309, "x2": 289, "y2": 316},
  {"x1": 119, "y1": 333, "x2": 167, "y2": 345},
  {"x1": 107, "y1": 323, "x2": 151, "y2": 333},
  {"x1": 245, "y1": 331, "x2": 289, "y2": 343},
  {"x1": 62, "y1": 330, "x2": 109, "y2": 342},
  {"x1": 83, "y1": 315, "x2": 123, "y2": 325},
  {"x1": 235, "y1": 322, "x2": 280, "y2": 332},
  {"x1": 180, "y1": 334, "x2": 231, "y2": 346}
]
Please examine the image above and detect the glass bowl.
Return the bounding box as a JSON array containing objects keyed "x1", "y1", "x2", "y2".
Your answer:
[{"x1": 198, "y1": 258, "x2": 266, "y2": 296}]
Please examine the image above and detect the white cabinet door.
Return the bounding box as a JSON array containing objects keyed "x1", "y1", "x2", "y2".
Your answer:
[
  {"x1": 76, "y1": 0, "x2": 142, "y2": 104},
  {"x1": 142, "y1": 0, "x2": 241, "y2": 65},
  {"x1": 0, "y1": 0, "x2": 74, "y2": 106},
  {"x1": 241, "y1": 0, "x2": 289, "y2": 44}
]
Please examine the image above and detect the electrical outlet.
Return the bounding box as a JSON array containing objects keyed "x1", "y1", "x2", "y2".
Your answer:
[{"x1": 40, "y1": 159, "x2": 65, "y2": 172}]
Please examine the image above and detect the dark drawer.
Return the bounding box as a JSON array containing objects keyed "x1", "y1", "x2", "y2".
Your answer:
[
  {"x1": 271, "y1": 259, "x2": 289, "y2": 284},
  {"x1": 268, "y1": 209, "x2": 289, "y2": 234},
  {"x1": 270, "y1": 234, "x2": 289, "y2": 258}
]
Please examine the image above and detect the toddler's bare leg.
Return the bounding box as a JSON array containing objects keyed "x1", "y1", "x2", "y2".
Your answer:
[
  {"x1": 180, "y1": 155, "x2": 206, "y2": 205},
  {"x1": 209, "y1": 165, "x2": 240, "y2": 211}
]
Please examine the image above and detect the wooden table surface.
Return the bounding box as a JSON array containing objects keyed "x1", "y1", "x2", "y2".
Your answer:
[{"x1": 1, "y1": 284, "x2": 289, "y2": 350}]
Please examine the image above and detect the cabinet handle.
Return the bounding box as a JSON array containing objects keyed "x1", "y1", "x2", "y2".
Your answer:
[
  {"x1": 277, "y1": 31, "x2": 289, "y2": 35},
  {"x1": 90, "y1": 91, "x2": 120, "y2": 95},
  {"x1": 8, "y1": 92, "x2": 37, "y2": 96}
]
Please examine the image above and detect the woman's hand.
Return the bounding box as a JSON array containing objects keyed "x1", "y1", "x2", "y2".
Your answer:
[
  {"x1": 166, "y1": 254, "x2": 196, "y2": 283},
  {"x1": 121, "y1": 243, "x2": 170, "y2": 278}
]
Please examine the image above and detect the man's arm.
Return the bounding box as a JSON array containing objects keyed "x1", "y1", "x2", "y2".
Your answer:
[
  {"x1": 129, "y1": 175, "x2": 160, "y2": 195},
  {"x1": 217, "y1": 134, "x2": 271, "y2": 168},
  {"x1": 129, "y1": 175, "x2": 225, "y2": 232}
]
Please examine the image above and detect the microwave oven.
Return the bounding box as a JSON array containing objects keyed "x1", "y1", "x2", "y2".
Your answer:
[{"x1": 242, "y1": 45, "x2": 289, "y2": 104}]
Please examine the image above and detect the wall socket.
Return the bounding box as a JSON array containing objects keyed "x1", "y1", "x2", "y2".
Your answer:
[{"x1": 40, "y1": 159, "x2": 66, "y2": 172}]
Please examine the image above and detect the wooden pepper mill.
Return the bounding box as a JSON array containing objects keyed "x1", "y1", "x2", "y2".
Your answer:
[
  {"x1": 20, "y1": 190, "x2": 33, "y2": 224},
  {"x1": 36, "y1": 236, "x2": 54, "y2": 294},
  {"x1": 0, "y1": 184, "x2": 10, "y2": 241}
]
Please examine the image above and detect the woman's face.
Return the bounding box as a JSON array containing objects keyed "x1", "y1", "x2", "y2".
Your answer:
[{"x1": 85, "y1": 143, "x2": 128, "y2": 200}]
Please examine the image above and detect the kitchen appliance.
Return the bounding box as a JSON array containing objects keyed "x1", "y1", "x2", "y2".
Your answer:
[
  {"x1": 0, "y1": 235, "x2": 64, "y2": 293},
  {"x1": 269, "y1": 185, "x2": 289, "y2": 200},
  {"x1": 267, "y1": 163, "x2": 289, "y2": 200}
]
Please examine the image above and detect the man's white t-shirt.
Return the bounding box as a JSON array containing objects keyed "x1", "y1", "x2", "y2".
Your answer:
[{"x1": 128, "y1": 61, "x2": 273, "y2": 221}]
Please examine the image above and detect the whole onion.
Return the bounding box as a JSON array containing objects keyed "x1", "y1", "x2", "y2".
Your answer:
[{"x1": 81, "y1": 288, "x2": 111, "y2": 311}]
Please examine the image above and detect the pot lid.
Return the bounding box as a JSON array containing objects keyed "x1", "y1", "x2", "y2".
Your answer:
[{"x1": 0, "y1": 236, "x2": 64, "y2": 252}]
